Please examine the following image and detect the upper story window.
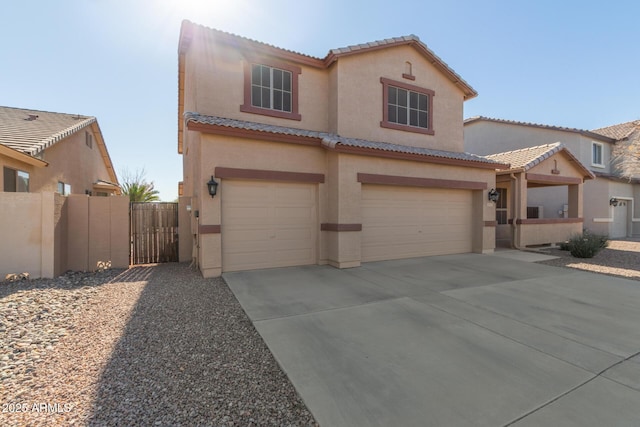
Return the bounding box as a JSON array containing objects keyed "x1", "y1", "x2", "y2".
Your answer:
[
  {"x1": 3, "y1": 167, "x2": 29, "y2": 192},
  {"x1": 592, "y1": 142, "x2": 604, "y2": 167},
  {"x1": 241, "y1": 58, "x2": 301, "y2": 121},
  {"x1": 86, "y1": 131, "x2": 93, "y2": 149},
  {"x1": 380, "y1": 77, "x2": 434, "y2": 135}
]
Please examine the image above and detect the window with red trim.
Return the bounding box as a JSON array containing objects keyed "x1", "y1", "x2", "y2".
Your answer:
[
  {"x1": 380, "y1": 77, "x2": 434, "y2": 135},
  {"x1": 241, "y1": 59, "x2": 301, "y2": 121}
]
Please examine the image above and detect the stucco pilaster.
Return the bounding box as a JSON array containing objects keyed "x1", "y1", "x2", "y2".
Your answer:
[
  {"x1": 568, "y1": 184, "x2": 582, "y2": 218},
  {"x1": 323, "y1": 153, "x2": 361, "y2": 268}
]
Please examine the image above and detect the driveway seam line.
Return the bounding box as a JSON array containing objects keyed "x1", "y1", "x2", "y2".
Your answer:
[
  {"x1": 253, "y1": 296, "x2": 405, "y2": 323},
  {"x1": 431, "y1": 292, "x2": 626, "y2": 359},
  {"x1": 502, "y1": 349, "x2": 640, "y2": 426},
  {"x1": 418, "y1": 296, "x2": 613, "y2": 374}
]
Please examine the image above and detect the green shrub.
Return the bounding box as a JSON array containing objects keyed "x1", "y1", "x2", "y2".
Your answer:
[{"x1": 566, "y1": 231, "x2": 609, "y2": 258}]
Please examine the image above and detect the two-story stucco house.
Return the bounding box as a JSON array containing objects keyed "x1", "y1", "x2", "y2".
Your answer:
[
  {"x1": 0, "y1": 106, "x2": 120, "y2": 196},
  {"x1": 177, "y1": 21, "x2": 514, "y2": 278},
  {"x1": 465, "y1": 117, "x2": 640, "y2": 242}
]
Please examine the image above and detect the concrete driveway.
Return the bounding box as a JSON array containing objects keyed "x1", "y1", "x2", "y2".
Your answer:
[{"x1": 224, "y1": 252, "x2": 640, "y2": 426}]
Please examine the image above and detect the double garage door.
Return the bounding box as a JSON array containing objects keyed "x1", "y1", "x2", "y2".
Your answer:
[
  {"x1": 221, "y1": 180, "x2": 473, "y2": 271},
  {"x1": 361, "y1": 185, "x2": 473, "y2": 262}
]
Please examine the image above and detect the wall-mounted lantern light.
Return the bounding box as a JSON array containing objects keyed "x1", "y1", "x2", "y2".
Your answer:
[
  {"x1": 610, "y1": 197, "x2": 619, "y2": 207},
  {"x1": 207, "y1": 176, "x2": 218, "y2": 198},
  {"x1": 488, "y1": 188, "x2": 500, "y2": 203}
]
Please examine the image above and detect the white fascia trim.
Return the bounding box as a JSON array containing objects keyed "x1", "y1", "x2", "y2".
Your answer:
[{"x1": 593, "y1": 218, "x2": 613, "y2": 223}]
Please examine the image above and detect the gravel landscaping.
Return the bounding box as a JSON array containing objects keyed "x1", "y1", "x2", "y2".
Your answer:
[
  {"x1": 535, "y1": 238, "x2": 640, "y2": 280},
  {"x1": 0, "y1": 264, "x2": 317, "y2": 426}
]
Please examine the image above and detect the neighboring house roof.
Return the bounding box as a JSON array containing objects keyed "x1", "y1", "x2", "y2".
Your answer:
[
  {"x1": 591, "y1": 119, "x2": 640, "y2": 140},
  {"x1": 464, "y1": 116, "x2": 615, "y2": 143},
  {"x1": 0, "y1": 106, "x2": 119, "y2": 186},
  {"x1": 0, "y1": 143, "x2": 48, "y2": 167},
  {"x1": 0, "y1": 106, "x2": 95, "y2": 156},
  {"x1": 483, "y1": 142, "x2": 595, "y2": 179},
  {"x1": 185, "y1": 112, "x2": 508, "y2": 170}
]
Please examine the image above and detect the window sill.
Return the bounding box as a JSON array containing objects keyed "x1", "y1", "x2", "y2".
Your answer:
[
  {"x1": 240, "y1": 104, "x2": 301, "y2": 121},
  {"x1": 591, "y1": 164, "x2": 605, "y2": 169},
  {"x1": 380, "y1": 121, "x2": 434, "y2": 135}
]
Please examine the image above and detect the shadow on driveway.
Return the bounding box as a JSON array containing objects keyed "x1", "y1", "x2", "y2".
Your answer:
[{"x1": 87, "y1": 263, "x2": 316, "y2": 426}]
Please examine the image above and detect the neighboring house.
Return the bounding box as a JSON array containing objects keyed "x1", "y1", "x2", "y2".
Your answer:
[
  {"x1": 0, "y1": 106, "x2": 120, "y2": 196},
  {"x1": 465, "y1": 117, "x2": 640, "y2": 242},
  {"x1": 177, "y1": 20, "x2": 509, "y2": 278}
]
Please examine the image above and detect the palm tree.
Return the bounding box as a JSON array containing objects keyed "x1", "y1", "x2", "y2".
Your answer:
[{"x1": 120, "y1": 168, "x2": 160, "y2": 202}]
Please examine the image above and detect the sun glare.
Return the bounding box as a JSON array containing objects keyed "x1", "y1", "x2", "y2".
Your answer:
[{"x1": 158, "y1": 0, "x2": 249, "y2": 27}]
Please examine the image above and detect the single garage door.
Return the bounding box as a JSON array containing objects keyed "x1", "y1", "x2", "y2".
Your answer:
[
  {"x1": 221, "y1": 180, "x2": 317, "y2": 272},
  {"x1": 361, "y1": 184, "x2": 473, "y2": 262},
  {"x1": 612, "y1": 200, "x2": 629, "y2": 238}
]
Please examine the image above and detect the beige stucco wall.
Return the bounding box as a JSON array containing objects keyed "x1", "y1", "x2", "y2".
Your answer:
[
  {"x1": 66, "y1": 195, "x2": 129, "y2": 272},
  {"x1": 0, "y1": 192, "x2": 56, "y2": 278},
  {"x1": 181, "y1": 28, "x2": 494, "y2": 277},
  {"x1": 186, "y1": 30, "x2": 467, "y2": 153},
  {"x1": 187, "y1": 133, "x2": 495, "y2": 277},
  {"x1": 30, "y1": 127, "x2": 113, "y2": 195},
  {"x1": 188, "y1": 31, "x2": 329, "y2": 132},
  {"x1": 332, "y1": 46, "x2": 465, "y2": 151},
  {"x1": 1, "y1": 192, "x2": 128, "y2": 279},
  {"x1": 518, "y1": 222, "x2": 583, "y2": 247},
  {"x1": 464, "y1": 121, "x2": 614, "y2": 174}
]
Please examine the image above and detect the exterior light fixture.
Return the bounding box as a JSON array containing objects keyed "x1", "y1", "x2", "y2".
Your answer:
[
  {"x1": 207, "y1": 176, "x2": 218, "y2": 198},
  {"x1": 488, "y1": 188, "x2": 500, "y2": 203},
  {"x1": 610, "y1": 197, "x2": 619, "y2": 207}
]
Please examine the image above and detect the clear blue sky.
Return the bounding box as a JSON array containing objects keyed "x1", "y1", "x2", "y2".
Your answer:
[{"x1": 2, "y1": 0, "x2": 639, "y2": 201}]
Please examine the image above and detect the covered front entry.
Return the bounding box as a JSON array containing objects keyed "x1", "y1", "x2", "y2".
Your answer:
[
  {"x1": 221, "y1": 180, "x2": 318, "y2": 272},
  {"x1": 361, "y1": 185, "x2": 473, "y2": 262},
  {"x1": 485, "y1": 143, "x2": 595, "y2": 248}
]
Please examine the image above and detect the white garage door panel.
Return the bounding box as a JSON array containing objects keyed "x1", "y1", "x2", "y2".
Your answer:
[
  {"x1": 362, "y1": 185, "x2": 473, "y2": 262},
  {"x1": 222, "y1": 180, "x2": 317, "y2": 272}
]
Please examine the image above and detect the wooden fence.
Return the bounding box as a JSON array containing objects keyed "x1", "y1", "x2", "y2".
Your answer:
[{"x1": 130, "y1": 202, "x2": 179, "y2": 265}]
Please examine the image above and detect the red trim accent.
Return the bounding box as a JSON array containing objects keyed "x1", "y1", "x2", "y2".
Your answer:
[
  {"x1": 357, "y1": 173, "x2": 487, "y2": 190},
  {"x1": 402, "y1": 73, "x2": 416, "y2": 81},
  {"x1": 215, "y1": 167, "x2": 325, "y2": 183},
  {"x1": 515, "y1": 218, "x2": 583, "y2": 225},
  {"x1": 186, "y1": 122, "x2": 321, "y2": 146},
  {"x1": 332, "y1": 145, "x2": 503, "y2": 170},
  {"x1": 199, "y1": 225, "x2": 221, "y2": 234},
  {"x1": 380, "y1": 77, "x2": 435, "y2": 135},
  {"x1": 186, "y1": 120, "x2": 504, "y2": 170},
  {"x1": 240, "y1": 57, "x2": 301, "y2": 121},
  {"x1": 484, "y1": 221, "x2": 497, "y2": 227},
  {"x1": 321, "y1": 223, "x2": 362, "y2": 232},
  {"x1": 525, "y1": 173, "x2": 582, "y2": 185}
]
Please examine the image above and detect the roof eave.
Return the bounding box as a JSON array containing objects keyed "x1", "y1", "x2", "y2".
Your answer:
[
  {"x1": 0, "y1": 144, "x2": 48, "y2": 167},
  {"x1": 186, "y1": 116, "x2": 504, "y2": 170},
  {"x1": 465, "y1": 117, "x2": 616, "y2": 143},
  {"x1": 90, "y1": 122, "x2": 121, "y2": 194}
]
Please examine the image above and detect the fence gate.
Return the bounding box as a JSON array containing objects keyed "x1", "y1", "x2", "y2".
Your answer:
[{"x1": 130, "y1": 202, "x2": 179, "y2": 264}]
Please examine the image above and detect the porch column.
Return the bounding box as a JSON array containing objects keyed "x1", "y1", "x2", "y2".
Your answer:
[
  {"x1": 513, "y1": 173, "x2": 527, "y2": 248},
  {"x1": 567, "y1": 183, "x2": 582, "y2": 218}
]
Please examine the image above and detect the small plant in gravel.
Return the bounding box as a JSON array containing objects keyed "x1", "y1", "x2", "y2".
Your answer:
[{"x1": 565, "y1": 230, "x2": 609, "y2": 258}]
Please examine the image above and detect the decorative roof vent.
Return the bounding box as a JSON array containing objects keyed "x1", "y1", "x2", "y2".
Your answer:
[{"x1": 25, "y1": 114, "x2": 39, "y2": 121}]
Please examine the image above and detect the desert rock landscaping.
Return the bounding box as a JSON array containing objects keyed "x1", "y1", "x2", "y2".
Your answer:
[{"x1": 0, "y1": 264, "x2": 316, "y2": 426}]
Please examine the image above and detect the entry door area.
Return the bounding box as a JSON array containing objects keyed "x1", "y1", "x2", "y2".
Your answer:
[
  {"x1": 221, "y1": 180, "x2": 317, "y2": 272},
  {"x1": 361, "y1": 185, "x2": 473, "y2": 262}
]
